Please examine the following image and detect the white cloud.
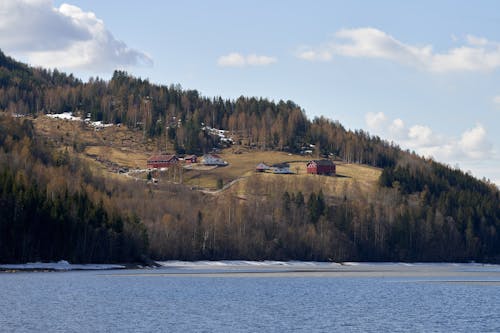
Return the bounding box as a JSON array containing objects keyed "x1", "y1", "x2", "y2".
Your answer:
[
  {"x1": 217, "y1": 52, "x2": 276, "y2": 67},
  {"x1": 389, "y1": 118, "x2": 405, "y2": 138},
  {"x1": 408, "y1": 125, "x2": 435, "y2": 147},
  {"x1": 217, "y1": 53, "x2": 246, "y2": 67},
  {"x1": 0, "y1": 0, "x2": 152, "y2": 71},
  {"x1": 246, "y1": 54, "x2": 277, "y2": 66},
  {"x1": 333, "y1": 28, "x2": 433, "y2": 67},
  {"x1": 465, "y1": 34, "x2": 489, "y2": 47},
  {"x1": 298, "y1": 27, "x2": 500, "y2": 73},
  {"x1": 459, "y1": 124, "x2": 491, "y2": 159},
  {"x1": 364, "y1": 112, "x2": 387, "y2": 130},
  {"x1": 365, "y1": 112, "x2": 493, "y2": 162},
  {"x1": 297, "y1": 48, "x2": 332, "y2": 62}
]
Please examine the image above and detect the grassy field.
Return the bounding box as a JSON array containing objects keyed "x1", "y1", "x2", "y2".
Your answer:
[
  {"x1": 84, "y1": 146, "x2": 149, "y2": 169},
  {"x1": 181, "y1": 149, "x2": 381, "y2": 197},
  {"x1": 224, "y1": 162, "x2": 382, "y2": 202},
  {"x1": 181, "y1": 150, "x2": 313, "y2": 189}
]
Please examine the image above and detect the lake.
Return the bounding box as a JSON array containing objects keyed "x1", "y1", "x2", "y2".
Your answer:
[{"x1": 1, "y1": 262, "x2": 499, "y2": 332}]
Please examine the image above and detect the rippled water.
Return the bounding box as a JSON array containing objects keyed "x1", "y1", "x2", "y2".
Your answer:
[{"x1": 1, "y1": 263, "x2": 499, "y2": 332}]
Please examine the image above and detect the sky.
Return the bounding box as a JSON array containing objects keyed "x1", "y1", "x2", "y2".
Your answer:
[{"x1": 1, "y1": 0, "x2": 500, "y2": 185}]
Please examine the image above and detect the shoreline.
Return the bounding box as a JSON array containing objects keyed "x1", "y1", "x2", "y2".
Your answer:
[
  {"x1": 1, "y1": 260, "x2": 499, "y2": 273},
  {"x1": 0, "y1": 261, "x2": 144, "y2": 273}
]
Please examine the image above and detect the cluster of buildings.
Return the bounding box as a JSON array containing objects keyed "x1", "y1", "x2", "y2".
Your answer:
[
  {"x1": 146, "y1": 153, "x2": 227, "y2": 169},
  {"x1": 256, "y1": 159, "x2": 336, "y2": 176},
  {"x1": 147, "y1": 153, "x2": 336, "y2": 177}
]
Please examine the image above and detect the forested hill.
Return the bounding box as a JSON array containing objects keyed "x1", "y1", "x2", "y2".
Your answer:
[
  {"x1": 1, "y1": 49, "x2": 500, "y2": 263},
  {"x1": 0, "y1": 49, "x2": 398, "y2": 167},
  {"x1": 0, "y1": 115, "x2": 149, "y2": 263}
]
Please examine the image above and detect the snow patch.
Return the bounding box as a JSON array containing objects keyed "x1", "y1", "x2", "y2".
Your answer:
[
  {"x1": 45, "y1": 112, "x2": 114, "y2": 129},
  {"x1": 87, "y1": 120, "x2": 113, "y2": 129},
  {"x1": 46, "y1": 112, "x2": 81, "y2": 121},
  {"x1": 156, "y1": 261, "x2": 500, "y2": 271},
  {"x1": 0, "y1": 260, "x2": 125, "y2": 271},
  {"x1": 157, "y1": 260, "x2": 343, "y2": 269},
  {"x1": 202, "y1": 126, "x2": 234, "y2": 143}
]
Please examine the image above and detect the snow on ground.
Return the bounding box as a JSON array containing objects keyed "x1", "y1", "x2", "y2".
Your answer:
[
  {"x1": 0, "y1": 260, "x2": 125, "y2": 271},
  {"x1": 202, "y1": 125, "x2": 234, "y2": 143},
  {"x1": 88, "y1": 120, "x2": 113, "y2": 129},
  {"x1": 46, "y1": 112, "x2": 81, "y2": 121},
  {"x1": 45, "y1": 112, "x2": 114, "y2": 128},
  {"x1": 156, "y1": 260, "x2": 500, "y2": 271},
  {"x1": 157, "y1": 260, "x2": 343, "y2": 269},
  {"x1": 3, "y1": 260, "x2": 497, "y2": 272}
]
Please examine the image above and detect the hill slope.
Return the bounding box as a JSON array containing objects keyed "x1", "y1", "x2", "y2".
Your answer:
[
  {"x1": 1, "y1": 49, "x2": 500, "y2": 263},
  {"x1": 0, "y1": 115, "x2": 148, "y2": 264}
]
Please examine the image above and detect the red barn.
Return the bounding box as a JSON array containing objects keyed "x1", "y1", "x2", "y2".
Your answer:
[
  {"x1": 147, "y1": 154, "x2": 178, "y2": 168},
  {"x1": 306, "y1": 160, "x2": 336, "y2": 175}
]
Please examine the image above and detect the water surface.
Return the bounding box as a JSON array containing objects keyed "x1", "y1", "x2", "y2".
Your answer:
[{"x1": 1, "y1": 262, "x2": 499, "y2": 332}]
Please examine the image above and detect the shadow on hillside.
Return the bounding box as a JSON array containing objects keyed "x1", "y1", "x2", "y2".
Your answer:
[{"x1": 335, "y1": 174, "x2": 350, "y2": 179}]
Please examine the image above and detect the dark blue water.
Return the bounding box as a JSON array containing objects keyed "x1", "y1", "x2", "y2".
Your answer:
[{"x1": 1, "y1": 264, "x2": 499, "y2": 332}]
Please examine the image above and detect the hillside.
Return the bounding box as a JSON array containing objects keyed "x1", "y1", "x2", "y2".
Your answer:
[
  {"x1": 1, "y1": 49, "x2": 500, "y2": 263},
  {"x1": 30, "y1": 109, "x2": 381, "y2": 195},
  {"x1": 0, "y1": 115, "x2": 148, "y2": 264}
]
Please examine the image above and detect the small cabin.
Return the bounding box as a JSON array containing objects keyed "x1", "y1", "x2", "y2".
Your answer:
[
  {"x1": 256, "y1": 162, "x2": 271, "y2": 172},
  {"x1": 184, "y1": 155, "x2": 198, "y2": 164},
  {"x1": 306, "y1": 160, "x2": 336, "y2": 176},
  {"x1": 147, "y1": 154, "x2": 179, "y2": 169},
  {"x1": 272, "y1": 163, "x2": 293, "y2": 174},
  {"x1": 202, "y1": 154, "x2": 227, "y2": 166}
]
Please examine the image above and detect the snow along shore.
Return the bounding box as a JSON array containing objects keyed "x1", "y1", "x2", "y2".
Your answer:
[{"x1": 0, "y1": 260, "x2": 125, "y2": 271}]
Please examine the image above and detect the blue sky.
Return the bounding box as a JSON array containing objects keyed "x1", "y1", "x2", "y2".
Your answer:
[{"x1": 2, "y1": 0, "x2": 500, "y2": 184}]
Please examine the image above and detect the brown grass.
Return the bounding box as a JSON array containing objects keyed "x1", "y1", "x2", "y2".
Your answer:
[
  {"x1": 84, "y1": 146, "x2": 149, "y2": 169},
  {"x1": 33, "y1": 115, "x2": 163, "y2": 153},
  {"x1": 181, "y1": 149, "x2": 312, "y2": 189},
  {"x1": 182, "y1": 149, "x2": 381, "y2": 196},
  {"x1": 224, "y1": 162, "x2": 382, "y2": 201}
]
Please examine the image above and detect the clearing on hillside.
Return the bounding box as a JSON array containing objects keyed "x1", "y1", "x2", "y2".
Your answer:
[{"x1": 33, "y1": 115, "x2": 382, "y2": 197}]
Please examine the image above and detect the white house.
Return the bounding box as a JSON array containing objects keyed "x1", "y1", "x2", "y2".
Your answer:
[
  {"x1": 202, "y1": 154, "x2": 227, "y2": 166},
  {"x1": 272, "y1": 163, "x2": 293, "y2": 174}
]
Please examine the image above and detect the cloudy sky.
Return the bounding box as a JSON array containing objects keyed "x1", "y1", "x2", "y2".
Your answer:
[{"x1": 1, "y1": 0, "x2": 500, "y2": 184}]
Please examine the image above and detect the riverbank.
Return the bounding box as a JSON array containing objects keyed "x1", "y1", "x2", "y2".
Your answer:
[
  {"x1": 0, "y1": 260, "x2": 135, "y2": 272},
  {"x1": 3, "y1": 260, "x2": 500, "y2": 275}
]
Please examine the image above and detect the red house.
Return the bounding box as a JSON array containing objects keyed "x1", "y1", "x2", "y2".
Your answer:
[
  {"x1": 147, "y1": 154, "x2": 178, "y2": 168},
  {"x1": 307, "y1": 160, "x2": 336, "y2": 175},
  {"x1": 184, "y1": 155, "x2": 198, "y2": 164}
]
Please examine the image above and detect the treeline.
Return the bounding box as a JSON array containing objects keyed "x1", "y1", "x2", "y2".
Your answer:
[
  {"x1": 145, "y1": 171, "x2": 500, "y2": 262},
  {"x1": 0, "y1": 49, "x2": 398, "y2": 167},
  {"x1": 378, "y1": 157, "x2": 500, "y2": 261},
  {"x1": 0, "y1": 115, "x2": 148, "y2": 263}
]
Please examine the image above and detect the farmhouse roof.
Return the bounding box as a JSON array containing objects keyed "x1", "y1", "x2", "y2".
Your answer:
[
  {"x1": 272, "y1": 162, "x2": 290, "y2": 168},
  {"x1": 256, "y1": 162, "x2": 271, "y2": 170},
  {"x1": 309, "y1": 159, "x2": 334, "y2": 166},
  {"x1": 148, "y1": 154, "x2": 177, "y2": 162},
  {"x1": 204, "y1": 154, "x2": 222, "y2": 159}
]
